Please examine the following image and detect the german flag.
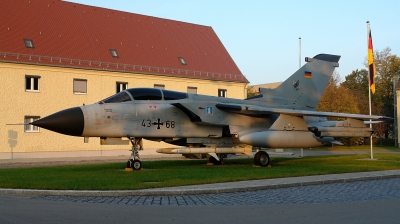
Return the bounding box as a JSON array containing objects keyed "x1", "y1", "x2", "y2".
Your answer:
[
  {"x1": 304, "y1": 71, "x2": 312, "y2": 79},
  {"x1": 368, "y1": 29, "x2": 376, "y2": 94}
]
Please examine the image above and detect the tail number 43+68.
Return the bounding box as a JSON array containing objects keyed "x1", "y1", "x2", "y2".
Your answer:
[{"x1": 141, "y1": 119, "x2": 175, "y2": 129}]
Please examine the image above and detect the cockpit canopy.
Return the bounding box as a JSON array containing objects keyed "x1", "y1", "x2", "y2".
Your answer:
[{"x1": 99, "y1": 88, "x2": 188, "y2": 103}]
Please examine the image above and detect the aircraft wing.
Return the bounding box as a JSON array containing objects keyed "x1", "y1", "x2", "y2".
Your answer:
[{"x1": 215, "y1": 103, "x2": 390, "y2": 120}]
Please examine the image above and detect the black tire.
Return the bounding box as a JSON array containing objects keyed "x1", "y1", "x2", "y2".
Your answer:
[
  {"x1": 254, "y1": 151, "x2": 270, "y2": 166},
  {"x1": 132, "y1": 160, "x2": 142, "y2": 170},
  {"x1": 126, "y1": 159, "x2": 134, "y2": 168},
  {"x1": 254, "y1": 152, "x2": 261, "y2": 166},
  {"x1": 209, "y1": 156, "x2": 222, "y2": 165}
]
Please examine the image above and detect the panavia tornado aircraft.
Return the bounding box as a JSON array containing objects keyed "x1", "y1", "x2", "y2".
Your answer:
[{"x1": 31, "y1": 54, "x2": 388, "y2": 170}]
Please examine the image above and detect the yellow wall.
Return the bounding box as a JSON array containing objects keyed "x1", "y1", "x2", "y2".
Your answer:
[{"x1": 1, "y1": 62, "x2": 246, "y2": 156}]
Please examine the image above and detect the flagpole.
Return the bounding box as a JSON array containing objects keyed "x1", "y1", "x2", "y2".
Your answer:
[
  {"x1": 367, "y1": 21, "x2": 374, "y2": 159},
  {"x1": 394, "y1": 76, "x2": 398, "y2": 148}
]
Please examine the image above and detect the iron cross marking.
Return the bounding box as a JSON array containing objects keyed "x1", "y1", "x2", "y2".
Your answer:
[{"x1": 152, "y1": 118, "x2": 164, "y2": 129}]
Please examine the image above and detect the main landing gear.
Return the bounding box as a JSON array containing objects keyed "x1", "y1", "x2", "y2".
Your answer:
[
  {"x1": 209, "y1": 155, "x2": 222, "y2": 165},
  {"x1": 254, "y1": 151, "x2": 270, "y2": 167},
  {"x1": 208, "y1": 154, "x2": 227, "y2": 165},
  {"x1": 126, "y1": 136, "x2": 143, "y2": 170}
]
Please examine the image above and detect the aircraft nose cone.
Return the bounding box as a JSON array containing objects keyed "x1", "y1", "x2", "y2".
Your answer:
[{"x1": 31, "y1": 107, "x2": 84, "y2": 136}]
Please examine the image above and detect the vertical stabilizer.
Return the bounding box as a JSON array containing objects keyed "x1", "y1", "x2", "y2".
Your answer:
[{"x1": 254, "y1": 54, "x2": 340, "y2": 110}]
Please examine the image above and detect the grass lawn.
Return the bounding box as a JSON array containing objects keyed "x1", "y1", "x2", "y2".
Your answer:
[{"x1": 1, "y1": 153, "x2": 400, "y2": 190}]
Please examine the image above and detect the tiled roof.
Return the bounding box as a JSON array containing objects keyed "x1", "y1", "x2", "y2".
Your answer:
[{"x1": 0, "y1": 0, "x2": 247, "y2": 83}]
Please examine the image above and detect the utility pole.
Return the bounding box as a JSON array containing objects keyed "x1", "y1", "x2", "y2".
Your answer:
[{"x1": 299, "y1": 37, "x2": 301, "y2": 68}]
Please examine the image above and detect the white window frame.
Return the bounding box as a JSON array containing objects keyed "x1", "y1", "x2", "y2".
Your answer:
[
  {"x1": 25, "y1": 76, "x2": 40, "y2": 92},
  {"x1": 116, "y1": 82, "x2": 128, "y2": 93},
  {"x1": 73, "y1": 79, "x2": 87, "y2": 94},
  {"x1": 218, "y1": 89, "x2": 227, "y2": 97},
  {"x1": 24, "y1": 116, "x2": 40, "y2": 133}
]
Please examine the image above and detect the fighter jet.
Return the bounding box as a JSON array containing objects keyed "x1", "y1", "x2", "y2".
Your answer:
[{"x1": 31, "y1": 54, "x2": 388, "y2": 170}]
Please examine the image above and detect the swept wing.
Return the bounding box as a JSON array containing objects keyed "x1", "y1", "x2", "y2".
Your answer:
[{"x1": 215, "y1": 103, "x2": 390, "y2": 120}]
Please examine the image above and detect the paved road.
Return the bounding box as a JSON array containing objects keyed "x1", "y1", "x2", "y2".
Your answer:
[
  {"x1": 2, "y1": 195, "x2": 400, "y2": 224},
  {"x1": 1, "y1": 178, "x2": 400, "y2": 224},
  {"x1": 30, "y1": 177, "x2": 400, "y2": 206}
]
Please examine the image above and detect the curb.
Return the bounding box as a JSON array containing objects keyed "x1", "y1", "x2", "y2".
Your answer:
[{"x1": 1, "y1": 170, "x2": 400, "y2": 197}]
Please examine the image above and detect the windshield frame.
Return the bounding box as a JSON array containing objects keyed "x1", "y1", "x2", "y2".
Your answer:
[{"x1": 98, "y1": 91, "x2": 132, "y2": 104}]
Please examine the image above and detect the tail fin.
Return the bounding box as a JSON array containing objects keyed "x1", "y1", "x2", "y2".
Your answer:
[{"x1": 252, "y1": 54, "x2": 340, "y2": 110}]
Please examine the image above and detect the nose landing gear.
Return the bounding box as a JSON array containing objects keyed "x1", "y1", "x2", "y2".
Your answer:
[{"x1": 126, "y1": 136, "x2": 143, "y2": 170}]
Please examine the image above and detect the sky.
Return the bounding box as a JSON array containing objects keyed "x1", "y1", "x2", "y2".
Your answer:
[{"x1": 68, "y1": 0, "x2": 400, "y2": 85}]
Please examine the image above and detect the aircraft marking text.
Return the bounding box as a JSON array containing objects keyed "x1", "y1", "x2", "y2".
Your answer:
[
  {"x1": 141, "y1": 119, "x2": 175, "y2": 129},
  {"x1": 206, "y1": 106, "x2": 213, "y2": 115}
]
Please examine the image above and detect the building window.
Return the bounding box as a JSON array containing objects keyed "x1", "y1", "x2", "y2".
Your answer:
[
  {"x1": 110, "y1": 49, "x2": 119, "y2": 58},
  {"x1": 218, "y1": 89, "x2": 227, "y2": 97},
  {"x1": 178, "y1": 57, "x2": 187, "y2": 65},
  {"x1": 24, "y1": 38, "x2": 34, "y2": 48},
  {"x1": 116, "y1": 82, "x2": 127, "y2": 93},
  {"x1": 73, "y1": 79, "x2": 87, "y2": 94},
  {"x1": 25, "y1": 116, "x2": 40, "y2": 132},
  {"x1": 25, "y1": 76, "x2": 40, "y2": 92},
  {"x1": 187, "y1": 86, "x2": 197, "y2": 94},
  {"x1": 154, "y1": 84, "x2": 165, "y2": 90}
]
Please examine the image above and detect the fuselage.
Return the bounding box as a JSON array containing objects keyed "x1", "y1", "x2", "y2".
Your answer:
[{"x1": 32, "y1": 88, "x2": 334, "y2": 149}]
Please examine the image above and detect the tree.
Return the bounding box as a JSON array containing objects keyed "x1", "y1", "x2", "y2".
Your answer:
[
  {"x1": 341, "y1": 69, "x2": 369, "y2": 115},
  {"x1": 341, "y1": 47, "x2": 400, "y2": 143},
  {"x1": 341, "y1": 69, "x2": 386, "y2": 140},
  {"x1": 366, "y1": 47, "x2": 400, "y2": 139},
  {"x1": 317, "y1": 72, "x2": 359, "y2": 115},
  {"x1": 246, "y1": 85, "x2": 259, "y2": 98},
  {"x1": 317, "y1": 72, "x2": 360, "y2": 146}
]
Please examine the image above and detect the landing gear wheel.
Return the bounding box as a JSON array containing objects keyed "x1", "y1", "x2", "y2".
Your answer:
[
  {"x1": 209, "y1": 156, "x2": 222, "y2": 165},
  {"x1": 132, "y1": 160, "x2": 142, "y2": 170},
  {"x1": 126, "y1": 136, "x2": 143, "y2": 170},
  {"x1": 254, "y1": 151, "x2": 270, "y2": 167}
]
